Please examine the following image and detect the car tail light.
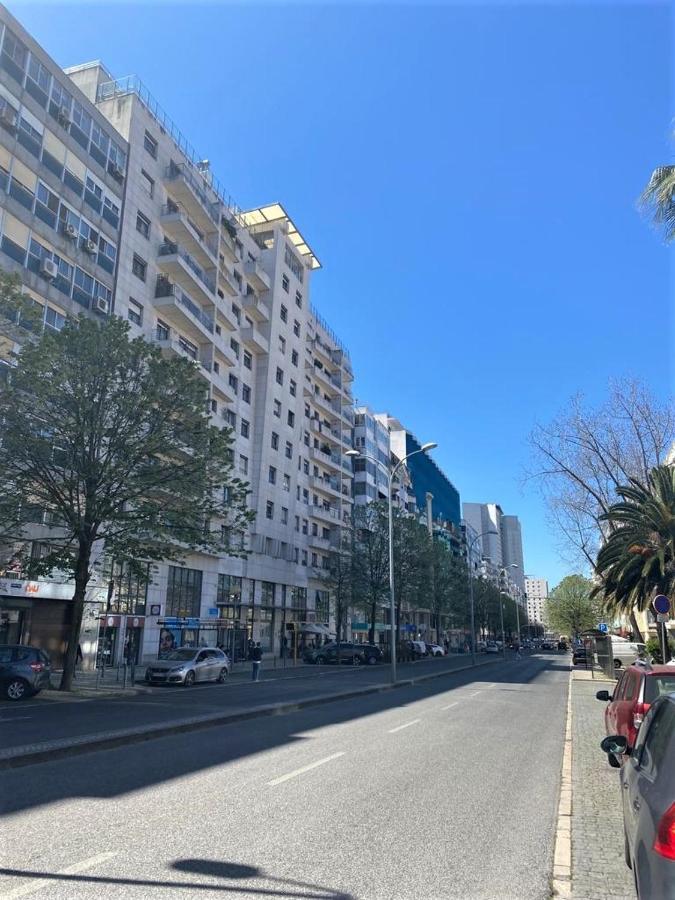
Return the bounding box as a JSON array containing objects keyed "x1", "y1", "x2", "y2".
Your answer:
[
  {"x1": 29, "y1": 662, "x2": 45, "y2": 672},
  {"x1": 654, "y1": 802, "x2": 675, "y2": 860},
  {"x1": 633, "y1": 702, "x2": 650, "y2": 730}
]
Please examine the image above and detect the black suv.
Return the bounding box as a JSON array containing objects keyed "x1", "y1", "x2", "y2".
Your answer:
[{"x1": 306, "y1": 642, "x2": 382, "y2": 666}]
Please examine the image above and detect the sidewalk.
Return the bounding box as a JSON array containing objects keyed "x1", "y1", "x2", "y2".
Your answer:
[{"x1": 569, "y1": 669, "x2": 634, "y2": 900}]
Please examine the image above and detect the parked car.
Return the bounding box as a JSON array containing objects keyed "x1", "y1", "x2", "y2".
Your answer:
[
  {"x1": 476, "y1": 641, "x2": 487, "y2": 653},
  {"x1": 485, "y1": 641, "x2": 499, "y2": 654},
  {"x1": 306, "y1": 642, "x2": 381, "y2": 665},
  {"x1": 595, "y1": 662, "x2": 675, "y2": 763},
  {"x1": 557, "y1": 640, "x2": 568, "y2": 651},
  {"x1": 600, "y1": 694, "x2": 675, "y2": 898},
  {"x1": 425, "y1": 642, "x2": 445, "y2": 657},
  {"x1": 541, "y1": 641, "x2": 554, "y2": 650},
  {"x1": 406, "y1": 640, "x2": 428, "y2": 659},
  {"x1": 573, "y1": 647, "x2": 589, "y2": 666},
  {"x1": 0, "y1": 644, "x2": 52, "y2": 701},
  {"x1": 145, "y1": 647, "x2": 230, "y2": 685},
  {"x1": 611, "y1": 636, "x2": 647, "y2": 669}
]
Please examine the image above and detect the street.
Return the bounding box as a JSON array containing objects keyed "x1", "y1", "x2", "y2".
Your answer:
[{"x1": 0, "y1": 654, "x2": 569, "y2": 899}]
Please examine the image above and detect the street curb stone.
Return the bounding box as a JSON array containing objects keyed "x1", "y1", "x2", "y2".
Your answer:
[
  {"x1": 0, "y1": 656, "x2": 503, "y2": 769},
  {"x1": 551, "y1": 665, "x2": 573, "y2": 899}
]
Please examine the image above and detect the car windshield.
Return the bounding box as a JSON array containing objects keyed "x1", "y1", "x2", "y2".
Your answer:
[
  {"x1": 164, "y1": 649, "x2": 196, "y2": 661},
  {"x1": 644, "y1": 675, "x2": 675, "y2": 703}
]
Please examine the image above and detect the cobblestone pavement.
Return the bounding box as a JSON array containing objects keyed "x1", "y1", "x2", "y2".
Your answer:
[{"x1": 571, "y1": 673, "x2": 635, "y2": 900}]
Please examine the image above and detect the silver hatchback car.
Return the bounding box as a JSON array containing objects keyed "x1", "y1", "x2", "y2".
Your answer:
[{"x1": 145, "y1": 647, "x2": 230, "y2": 686}]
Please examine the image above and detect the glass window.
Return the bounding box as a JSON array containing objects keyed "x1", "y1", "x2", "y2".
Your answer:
[
  {"x1": 639, "y1": 702, "x2": 675, "y2": 776},
  {"x1": 271, "y1": 432, "x2": 279, "y2": 450},
  {"x1": 166, "y1": 565, "x2": 202, "y2": 618},
  {"x1": 624, "y1": 673, "x2": 637, "y2": 702},
  {"x1": 282, "y1": 274, "x2": 289, "y2": 293},
  {"x1": 242, "y1": 384, "x2": 251, "y2": 404},
  {"x1": 71, "y1": 100, "x2": 92, "y2": 148},
  {"x1": 273, "y1": 399, "x2": 281, "y2": 418},
  {"x1": 239, "y1": 454, "x2": 248, "y2": 475},
  {"x1": 1, "y1": 29, "x2": 27, "y2": 80},
  {"x1": 276, "y1": 367, "x2": 284, "y2": 386},
  {"x1": 216, "y1": 574, "x2": 242, "y2": 605},
  {"x1": 287, "y1": 411, "x2": 295, "y2": 427},
  {"x1": 140, "y1": 169, "x2": 154, "y2": 197},
  {"x1": 293, "y1": 320, "x2": 301, "y2": 337},
  {"x1": 644, "y1": 675, "x2": 675, "y2": 703},
  {"x1": 136, "y1": 211, "x2": 150, "y2": 238},
  {"x1": 49, "y1": 81, "x2": 72, "y2": 120},
  {"x1": 240, "y1": 418, "x2": 250, "y2": 438},
  {"x1": 90, "y1": 122, "x2": 110, "y2": 157},
  {"x1": 280, "y1": 304, "x2": 288, "y2": 323},
  {"x1": 128, "y1": 298, "x2": 143, "y2": 326},
  {"x1": 132, "y1": 254, "x2": 147, "y2": 281},
  {"x1": 243, "y1": 350, "x2": 252, "y2": 370},
  {"x1": 144, "y1": 130, "x2": 158, "y2": 158},
  {"x1": 285, "y1": 441, "x2": 293, "y2": 459},
  {"x1": 268, "y1": 466, "x2": 277, "y2": 485},
  {"x1": 295, "y1": 290, "x2": 303, "y2": 308},
  {"x1": 290, "y1": 379, "x2": 297, "y2": 397},
  {"x1": 291, "y1": 350, "x2": 298, "y2": 367},
  {"x1": 285, "y1": 245, "x2": 304, "y2": 282},
  {"x1": 266, "y1": 501, "x2": 274, "y2": 519}
]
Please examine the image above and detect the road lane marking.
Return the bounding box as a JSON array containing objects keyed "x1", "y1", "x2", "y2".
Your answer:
[
  {"x1": 0, "y1": 852, "x2": 117, "y2": 899},
  {"x1": 267, "y1": 752, "x2": 345, "y2": 786},
  {"x1": 441, "y1": 702, "x2": 459, "y2": 711},
  {"x1": 0, "y1": 717, "x2": 32, "y2": 722},
  {"x1": 388, "y1": 719, "x2": 420, "y2": 733},
  {"x1": 468, "y1": 690, "x2": 482, "y2": 697}
]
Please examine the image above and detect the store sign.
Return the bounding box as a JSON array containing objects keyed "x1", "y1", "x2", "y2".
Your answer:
[
  {"x1": 0, "y1": 578, "x2": 106, "y2": 603},
  {"x1": 149, "y1": 604, "x2": 161, "y2": 616}
]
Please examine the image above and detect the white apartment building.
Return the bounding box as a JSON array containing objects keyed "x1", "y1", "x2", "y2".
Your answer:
[
  {"x1": 0, "y1": 6, "x2": 127, "y2": 667},
  {"x1": 525, "y1": 577, "x2": 548, "y2": 626},
  {"x1": 462, "y1": 503, "x2": 504, "y2": 569},
  {"x1": 500, "y1": 515, "x2": 525, "y2": 591}
]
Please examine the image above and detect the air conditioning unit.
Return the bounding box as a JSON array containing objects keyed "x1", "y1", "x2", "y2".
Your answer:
[
  {"x1": 40, "y1": 259, "x2": 58, "y2": 280},
  {"x1": 0, "y1": 104, "x2": 17, "y2": 131},
  {"x1": 64, "y1": 223, "x2": 78, "y2": 240},
  {"x1": 84, "y1": 239, "x2": 97, "y2": 255},
  {"x1": 57, "y1": 106, "x2": 71, "y2": 126},
  {"x1": 109, "y1": 163, "x2": 124, "y2": 182},
  {"x1": 94, "y1": 297, "x2": 109, "y2": 315}
]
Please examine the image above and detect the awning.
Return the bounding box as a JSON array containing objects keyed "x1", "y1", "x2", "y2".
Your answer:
[{"x1": 299, "y1": 623, "x2": 333, "y2": 636}]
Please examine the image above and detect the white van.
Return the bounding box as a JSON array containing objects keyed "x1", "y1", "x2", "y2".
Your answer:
[{"x1": 610, "y1": 636, "x2": 646, "y2": 668}]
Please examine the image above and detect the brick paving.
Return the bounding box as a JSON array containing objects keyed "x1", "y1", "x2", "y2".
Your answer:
[{"x1": 571, "y1": 672, "x2": 635, "y2": 900}]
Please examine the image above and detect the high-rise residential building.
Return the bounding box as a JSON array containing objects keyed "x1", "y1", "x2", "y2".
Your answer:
[
  {"x1": 352, "y1": 407, "x2": 415, "y2": 513},
  {"x1": 462, "y1": 502, "x2": 503, "y2": 569},
  {"x1": 0, "y1": 6, "x2": 127, "y2": 662},
  {"x1": 0, "y1": 7, "x2": 356, "y2": 667},
  {"x1": 500, "y1": 514, "x2": 525, "y2": 591},
  {"x1": 525, "y1": 577, "x2": 549, "y2": 626}
]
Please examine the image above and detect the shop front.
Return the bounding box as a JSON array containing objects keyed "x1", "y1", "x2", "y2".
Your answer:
[{"x1": 156, "y1": 614, "x2": 220, "y2": 658}]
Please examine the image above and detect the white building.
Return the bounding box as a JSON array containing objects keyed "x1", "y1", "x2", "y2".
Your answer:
[{"x1": 525, "y1": 577, "x2": 548, "y2": 626}]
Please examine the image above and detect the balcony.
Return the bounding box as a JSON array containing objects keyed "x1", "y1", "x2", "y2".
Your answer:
[
  {"x1": 308, "y1": 533, "x2": 332, "y2": 552},
  {"x1": 242, "y1": 291, "x2": 270, "y2": 323},
  {"x1": 154, "y1": 277, "x2": 214, "y2": 341},
  {"x1": 244, "y1": 258, "x2": 271, "y2": 292},
  {"x1": 218, "y1": 264, "x2": 240, "y2": 297},
  {"x1": 149, "y1": 328, "x2": 201, "y2": 366},
  {"x1": 157, "y1": 241, "x2": 216, "y2": 305},
  {"x1": 313, "y1": 363, "x2": 340, "y2": 395},
  {"x1": 342, "y1": 406, "x2": 355, "y2": 425},
  {"x1": 220, "y1": 226, "x2": 239, "y2": 264},
  {"x1": 310, "y1": 446, "x2": 342, "y2": 473},
  {"x1": 310, "y1": 475, "x2": 342, "y2": 499},
  {"x1": 163, "y1": 162, "x2": 221, "y2": 233},
  {"x1": 310, "y1": 505, "x2": 340, "y2": 524},
  {"x1": 241, "y1": 323, "x2": 269, "y2": 354},
  {"x1": 160, "y1": 203, "x2": 217, "y2": 269},
  {"x1": 310, "y1": 335, "x2": 335, "y2": 367},
  {"x1": 309, "y1": 417, "x2": 342, "y2": 446},
  {"x1": 199, "y1": 360, "x2": 236, "y2": 403},
  {"x1": 311, "y1": 390, "x2": 341, "y2": 420}
]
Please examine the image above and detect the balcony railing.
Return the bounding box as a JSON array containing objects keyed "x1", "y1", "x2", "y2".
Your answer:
[
  {"x1": 155, "y1": 277, "x2": 214, "y2": 333},
  {"x1": 161, "y1": 202, "x2": 218, "y2": 258},
  {"x1": 164, "y1": 162, "x2": 221, "y2": 224},
  {"x1": 158, "y1": 241, "x2": 216, "y2": 294}
]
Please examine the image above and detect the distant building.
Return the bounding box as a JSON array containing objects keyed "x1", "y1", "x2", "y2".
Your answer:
[
  {"x1": 500, "y1": 515, "x2": 525, "y2": 591},
  {"x1": 525, "y1": 577, "x2": 549, "y2": 626}
]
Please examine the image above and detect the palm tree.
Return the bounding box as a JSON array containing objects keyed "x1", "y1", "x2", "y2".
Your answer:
[
  {"x1": 641, "y1": 165, "x2": 675, "y2": 241},
  {"x1": 593, "y1": 466, "x2": 675, "y2": 635}
]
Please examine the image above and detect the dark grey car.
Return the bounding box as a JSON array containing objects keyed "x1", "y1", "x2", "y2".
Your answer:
[
  {"x1": 601, "y1": 694, "x2": 675, "y2": 898},
  {"x1": 0, "y1": 644, "x2": 52, "y2": 700}
]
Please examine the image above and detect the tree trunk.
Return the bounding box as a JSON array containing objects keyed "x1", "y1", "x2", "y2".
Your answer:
[
  {"x1": 59, "y1": 543, "x2": 91, "y2": 692},
  {"x1": 630, "y1": 609, "x2": 644, "y2": 643},
  {"x1": 396, "y1": 600, "x2": 402, "y2": 644},
  {"x1": 368, "y1": 600, "x2": 376, "y2": 645}
]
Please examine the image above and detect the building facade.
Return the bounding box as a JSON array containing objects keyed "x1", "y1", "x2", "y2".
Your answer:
[{"x1": 525, "y1": 577, "x2": 548, "y2": 626}]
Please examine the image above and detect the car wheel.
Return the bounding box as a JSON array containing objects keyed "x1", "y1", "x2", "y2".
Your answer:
[
  {"x1": 316, "y1": 656, "x2": 325, "y2": 665},
  {"x1": 217, "y1": 667, "x2": 228, "y2": 683},
  {"x1": 5, "y1": 678, "x2": 30, "y2": 701},
  {"x1": 184, "y1": 671, "x2": 195, "y2": 687},
  {"x1": 352, "y1": 655, "x2": 361, "y2": 666},
  {"x1": 366, "y1": 655, "x2": 377, "y2": 665},
  {"x1": 614, "y1": 659, "x2": 622, "y2": 669}
]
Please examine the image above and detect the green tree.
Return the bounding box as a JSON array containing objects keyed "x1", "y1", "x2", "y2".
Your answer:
[
  {"x1": 392, "y1": 511, "x2": 430, "y2": 641},
  {"x1": 592, "y1": 466, "x2": 675, "y2": 652},
  {"x1": 351, "y1": 502, "x2": 390, "y2": 645},
  {"x1": 640, "y1": 164, "x2": 675, "y2": 241},
  {"x1": 323, "y1": 520, "x2": 354, "y2": 644},
  {"x1": 430, "y1": 542, "x2": 469, "y2": 640},
  {"x1": 0, "y1": 316, "x2": 252, "y2": 690},
  {"x1": 546, "y1": 575, "x2": 601, "y2": 638}
]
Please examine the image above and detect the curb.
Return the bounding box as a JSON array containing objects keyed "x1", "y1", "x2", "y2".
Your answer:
[
  {"x1": 0, "y1": 657, "x2": 502, "y2": 770},
  {"x1": 551, "y1": 665, "x2": 573, "y2": 898}
]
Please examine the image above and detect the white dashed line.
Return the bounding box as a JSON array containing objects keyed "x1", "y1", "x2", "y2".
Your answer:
[
  {"x1": 441, "y1": 702, "x2": 459, "y2": 711},
  {"x1": 468, "y1": 690, "x2": 482, "y2": 698},
  {"x1": 0, "y1": 852, "x2": 117, "y2": 899},
  {"x1": 388, "y1": 719, "x2": 420, "y2": 734},
  {"x1": 267, "y1": 752, "x2": 346, "y2": 786}
]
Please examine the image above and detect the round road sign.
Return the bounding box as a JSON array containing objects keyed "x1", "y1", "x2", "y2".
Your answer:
[{"x1": 654, "y1": 595, "x2": 671, "y2": 615}]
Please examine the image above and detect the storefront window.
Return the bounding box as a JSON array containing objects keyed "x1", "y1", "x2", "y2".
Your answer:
[
  {"x1": 315, "y1": 590, "x2": 329, "y2": 623},
  {"x1": 166, "y1": 565, "x2": 202, "y2": 617},
  {"x1": 216, "y1": 574, "x2": 242, "y2": 605},
  {"x1": 258, "y1": 605, "x2": 274, "y2": 653},
  {"x1": 109, "y1": 560, "x2": 148, "y2": 615},
  {"x1": 261, "y1": 581, "x2": 275, "y2": 605}
]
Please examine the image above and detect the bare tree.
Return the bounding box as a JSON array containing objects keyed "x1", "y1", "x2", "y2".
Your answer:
[{"x1": 528, "y1": 378, "x2": 674, "y2": 639}]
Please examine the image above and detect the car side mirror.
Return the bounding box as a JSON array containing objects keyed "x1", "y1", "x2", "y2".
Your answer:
[
  {"x1": 595, "y1": 690, "x2": 611, "y2": 702},
  {"x1": 600, "y1": 734, "x2": 628, "y2": 756}
]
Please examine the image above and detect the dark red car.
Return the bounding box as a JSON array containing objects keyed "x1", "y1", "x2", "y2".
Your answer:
[{"x1": 596, "y1": 662, "x2": 675, "y2": 765}]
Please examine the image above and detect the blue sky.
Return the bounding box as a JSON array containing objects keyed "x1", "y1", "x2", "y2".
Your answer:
[{"x1": 9, "y1": 0, "x2": 672, "y2": 587}]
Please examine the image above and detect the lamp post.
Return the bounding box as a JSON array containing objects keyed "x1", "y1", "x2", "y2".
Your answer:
[
  {"x1": 346, "y1": 441, "x2": 437, "y2": 684},
  {"x1": 466, "y1": 531, "x2": 498, "y2": 666}
]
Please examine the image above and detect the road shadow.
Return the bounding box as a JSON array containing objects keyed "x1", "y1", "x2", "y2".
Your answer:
[{"x1": 0, "y1": 655, "x2": 569, "y2": 817}]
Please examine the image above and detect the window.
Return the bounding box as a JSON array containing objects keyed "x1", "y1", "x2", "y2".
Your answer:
[
  {"x1": 268, "y1": 466, "x2": 277, "y2": 485},
  {"x1": 132, "y1": 254, "x2": 147, "y2": 281},
  {"x1": 166, "y1": 565, "x2": 202, "y2": 618},
  {"x1": 291, "y1": 350, "x2": 299, "y2": 367},
  {"x1": 136, "y1": 211, "x2": 150, "y2": 239},
  {"x1": 311, "y1": 553, "x2": 318, "y2": 567},
  {"x1": 144, "y1": 130, "x2": 158, "y2": 158},
  {"x1": 276, "y1": 367, "x2": 284, "y2": 386},
  {"x1": 295, "y1": 290, "x2": 303, "y2": 308},
  {"x1": 232, "y1": 304, "x2": 241, "y2": 324},
  {"x1": 295, "y1": 516, "x2": 300, "y2": 532},
  {"x1": 290, "y1": 379, "x2": 297, "y2": 397},
  {"x1": 242, "y1": 384, "x2": 251, "y2": 404},
  {"x1": 624, "y1": 673, "x2": 637, "y2": 702},
  {"x1": 239, "y1": 454, "x2": 248, "y2": 475},
  {"x1": 243, "y1": 350, "x2": 252, "y2": 370},
  {"x1": 293, "y1": 320, "x2": 301, "y2": 337},
  {"x1": 279, "y1": 336, "x2": 286, "y2": 354},
  {"x1": 281, "y1": 507, "x2": 289, "y2": 525},
  {"x1": 302, "y1": 488, "x2": 309, "y2": 503},
  {"x1": 273, "y1": 399, "x2": 282, "y2": 418},
  {"x1": 45, "y1": 306, "x2": 66, "y2": 331},
  {"x1": 156, "y1": 319, "x2": 170, "y2": 341},
  {"x1": 240, "y1": 418, "x2": 250, "y2": 438},
  {"x1": 230, "y1": 338, "x2": 240, "y2": 359},
  {"x1": 285, "y1": 441, "x2": 293, "y2": 459},
  {"x1": 140, "y1": 169, "x2": 154, "y2": 197},
  {"x1": 280, "y1": 304, "x2": 288, "y2": 323},
  {"x1": 213, "y1": 361, "x2": 220, "y2": 374},
  {"x1": 225, "y1": 409, "x2": 236, "y2": 428},
  {"x1": 287, "y1": 410, "x2": 295, "y2": 428},
  {"x1": 283, "y1": 474, "x2": 291, "y2": 492},
  {"x1": 282, "y1": 274, "x2": 289, "y2": 293},
  {"x1": 303, "y1": 431, "x2": 310, "y2": 447},
  {"x1": 303, "y1": 459, "x2": 310, "y2": 475},
  {"x1": 128, "y1": 298, "x2": 143, "y2": 326},
  {"x1": 228, "y1": 373, "x2": 238, "y2": 394},
  {"x1": 271, "y1": 431, "x2": 279, "y2": 450},
  {"x1": 266, "y1": 501, "x2": 274, "y2": 520},
  {"x1": 211, "y1": 399, "x2": 218, "y2": 414},
  {"x1": 285, "y1": 245, "x2": 304, "y2": 281},
  {"x1": 302, "y1": 519, "x2": 308, "y2": 535}
]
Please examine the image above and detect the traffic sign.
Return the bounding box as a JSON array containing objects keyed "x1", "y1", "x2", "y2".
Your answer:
[
  {"x1": 598, "y1": 623, "x2": 608, "y2": 633},
  {"x1": 657, "y1": 613, "x2": 670, "y2": 623},
  {"x1": 654, "y1": 595, "x2": 671, "y2": 615}
]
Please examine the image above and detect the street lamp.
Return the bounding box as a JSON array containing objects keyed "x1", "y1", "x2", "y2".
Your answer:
[
  {"x1": 466, "y1": 531, "x2": 498, "y2": 666},
  {"x1": 346, "y1": 440, "x2": 437, "y2": 683}
]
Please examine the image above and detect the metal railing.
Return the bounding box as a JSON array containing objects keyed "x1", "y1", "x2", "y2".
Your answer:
[
  {"x1": 155, "y1": 278, "x2": 214, "y2": 332},
  {"x1": 158, "y1": 241, "x2": 216, "y2": 294},
  {"x1": 160, "y1": 203, "x2": 218, "y2": 258}
]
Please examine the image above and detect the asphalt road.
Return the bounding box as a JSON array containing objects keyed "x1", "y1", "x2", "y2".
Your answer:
[
  {"x1": 0, "y1": 654, "x2": 502, "y2": 753},
  {"x1": 0, "y1": 654, "x2": 570, "y2": 900}
]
